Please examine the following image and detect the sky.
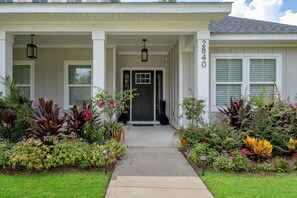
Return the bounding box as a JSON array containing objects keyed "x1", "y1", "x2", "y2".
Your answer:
[{"x1": 121, "y1": 0, "x2": 297, "y2": 26}]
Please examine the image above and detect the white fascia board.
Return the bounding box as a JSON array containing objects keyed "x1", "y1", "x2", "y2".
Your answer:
[
  {"x1": 211, "y1": 33, "x2": 297, "y2": 41},
  {"x1": 1, "y1": 21, "x2": 208, "y2": 33},
  {"x1": 0, "y1": 2, "x2": 232, "y2": 14}
]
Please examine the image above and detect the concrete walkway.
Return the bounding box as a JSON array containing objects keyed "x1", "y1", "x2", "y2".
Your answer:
[{"x1": 105, "y1": 125, "x2": 213, "y2": 198}]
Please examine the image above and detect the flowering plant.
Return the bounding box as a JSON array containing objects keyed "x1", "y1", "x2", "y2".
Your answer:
[
  {"x1": 92, "y1": 88, "x2": 137, "y2": 140},
  {"x1": 93, "y1": 88, "x2": 137, "y2": 122}
]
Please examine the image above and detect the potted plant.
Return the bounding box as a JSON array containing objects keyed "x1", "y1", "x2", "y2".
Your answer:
[
  {"x1": 110, "y1": 121, "x2": 126, "y2": 142},
  {"x1": 174, "y1": 126, "x2": 188, "y2": 147}
]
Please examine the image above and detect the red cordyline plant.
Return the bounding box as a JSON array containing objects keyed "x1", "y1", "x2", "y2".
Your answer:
[
  {"x1": 66, "y1": 101, "x2": 99, "y2": 138},
  {"x1": 27, "y1": 97, "x2": 67, "y2": 140}
]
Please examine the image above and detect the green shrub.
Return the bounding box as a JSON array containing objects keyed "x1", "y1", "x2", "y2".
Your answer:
[
  {"x1": 187, "y1": 143, "x2": 209, "y2": 166},
  {"x1": 0, "y1": 139, "x2": 11, "y2": 168},
  {"x1": 188, "y1": 123, "x2": 246, "y2": 152},
  {"x1": 256, "y1": 162, "x2": 275, "y2": 172},
  {"x1": 212, "y1": 150, "x2": 249, "y2": 172},
  {"x1": 244, "y1": 95, "x2": 297, "y2": 155},
  {"x1": 0, "y1": 77, "x2": 32, "y2": 143},
  {"x1": 8, "y1": 137, "x2": 50, "y2": 170},
  {"x1": 273, "y1": 157, "x2": 291, "y2": 172},
  {"x1": 293, "y1": 159, "x2": 297, "y2": 171},
  {"x1": 7, "y1": 137, "x2": 125, "y2": 171}
]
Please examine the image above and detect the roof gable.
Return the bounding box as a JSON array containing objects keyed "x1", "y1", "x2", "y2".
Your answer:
[{"x1": 210, "y1": 16, "x2": 297, "y2": 34}]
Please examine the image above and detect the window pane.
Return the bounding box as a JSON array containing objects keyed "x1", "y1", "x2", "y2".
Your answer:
[
  {"x1": 250, "y1": 84, "x2": 274, "y2": 97},
  {"x1": 13, "y1": 65, "x2": 30, "y2": 85},
  {"x1": 68, "y1": 65, "x2": 91, "y2": 85},
  {"x1": 69, "y1": 86, "x2": 91, "y2": 106},
  {"x1": 20, "y1": 86, "x2": 30, "y2": 100},
  {"x1": 250, "y1": 59, "x2": 276, "y2": 82},
  {"x1": 216, "y1": 59, "x2": 242, "y2": 82},
  {"x1": 216, "y1": 84, "x2": 241, "y2": 106}
]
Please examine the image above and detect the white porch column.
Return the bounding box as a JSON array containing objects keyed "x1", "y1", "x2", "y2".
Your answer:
[
  {"x1": 194, "y1": 31, "x2": 210, "y2": 122},
  {"x1": 92, "y1": 31, "x2": 106, "y2": 96},
  {"x1": 0, "y1": 31, "x2": 14, "y2": 96},
  {"x1": 178, "y1": 36, "x2": 185, "y2": 126}
]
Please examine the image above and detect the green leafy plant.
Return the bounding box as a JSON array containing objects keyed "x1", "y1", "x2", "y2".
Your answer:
[
  {"x1": 212, "y1": 150, "x2": 249, "y2": 172},
  {"x1": 179, "y1": 89, "x2": 205, "y2": 127},
  {"x1": 27, "y1": 97, "x2": 67, "y2": 140},
  {"x1": 7, "y1": 136, "x2": 125, "y2": 171},
  {"x1": 0, "y1": 139, "x2": 11, "y2": 168},
  {"x1": 187, "y1": 143, "x2": 209, "y2": 166},
  {"x1": 0, "y1": 76, "x2": 32, "y2": 143},
  {"x1": 273, "y1": 157, "x2": 291, "y2": 172}
]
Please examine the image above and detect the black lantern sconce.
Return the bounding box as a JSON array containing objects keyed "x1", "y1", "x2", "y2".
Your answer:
[
  {"x1": 27, "y1": 34, "x2": 37, "y2": 59},
  {"x1": 141, "y1": 39, "x2": 148, "y2": 62}
]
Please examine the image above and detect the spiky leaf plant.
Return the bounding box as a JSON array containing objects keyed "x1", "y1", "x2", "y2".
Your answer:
[
  {"x1": 218, "y1": 97, "x2": 251, "y2": 130},
  {"x1": 27, "y1": 97, "x2": 67, "y2": 140}
]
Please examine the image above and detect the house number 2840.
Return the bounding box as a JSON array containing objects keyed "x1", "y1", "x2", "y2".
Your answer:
[{"x1": 201, "y1": 40, "x2": 207, "y2": 68}]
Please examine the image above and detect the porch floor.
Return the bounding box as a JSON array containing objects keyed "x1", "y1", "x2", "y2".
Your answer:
[
  {"x1": 123, "y1": 124, "x2": 180, "y2": 148},
  {"x1": 105, "y1": 125, "x2": 214, "y2": 198}
]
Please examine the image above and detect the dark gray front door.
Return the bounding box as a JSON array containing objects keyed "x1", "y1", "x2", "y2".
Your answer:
[{"x1": 132, "y1": 71, "x2": 154, "y2": 121}]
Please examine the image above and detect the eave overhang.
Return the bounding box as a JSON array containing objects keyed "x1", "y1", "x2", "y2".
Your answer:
[{"x1": 0, "y1": 2, "x2": 232, "y2": 22}]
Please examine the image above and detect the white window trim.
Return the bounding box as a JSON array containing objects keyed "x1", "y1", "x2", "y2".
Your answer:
[
  {"x1": 13, "y1": 60, "x2": 35, "y2": 101},
  {"x1": 211, "y1": 53, "x2": 282, "y2": 112},
  {"x1": 64, "y1": 60, "x2": 93, "y2": 109}
]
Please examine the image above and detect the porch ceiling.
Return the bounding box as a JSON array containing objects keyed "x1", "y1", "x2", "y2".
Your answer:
[
  {"x1": 0, "y1": 2, "x2": 232, "y2": 22},
  {"x1": 13, "y1": 34, "x2": 183, "y2": 54}
]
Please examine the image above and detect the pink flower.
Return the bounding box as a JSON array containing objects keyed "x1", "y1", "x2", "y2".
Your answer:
[
  {"x1": 109, "y1": 100, "x2": 115, "y2": 106},
  {"x1": 16, "y1": 142, "x2": 19, "y2": 145},
  {"x1": 99, "y1": 101, "x2": 106, "y2": 107},
  {"x1": 35, "y1": 159, "x2": 39, "y2": 163},
  {"x1": 83, "y1": 110, "x2": 92, "y2": 121},
  {"x1": 239, "y1": 149, "x2": 251, "y2": 155},
  {"x1": 294, "y1": 153, "x2": 297, "y2": 158}
]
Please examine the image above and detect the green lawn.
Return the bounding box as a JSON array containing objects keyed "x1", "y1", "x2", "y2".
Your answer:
[
  {"x1": 201, "y1": 171, "x2": 297, "y2": 198},
  {"x1": 0, "y1": 172, "x2": 109, "y2": 198}
]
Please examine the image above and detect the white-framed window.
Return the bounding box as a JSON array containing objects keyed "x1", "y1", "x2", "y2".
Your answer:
[
  {"x1": 13, "y1": 61, "x2": 35, "y2": 100},
  {"x1": 64, "y1": 61, "x2": 92, "y2": 109},
  {"x1": 211, "y1": 54, "x2": 282, "y2": 111},
  {"x1": 135, "y1": 73, "x2": 151, "y2": 84}
]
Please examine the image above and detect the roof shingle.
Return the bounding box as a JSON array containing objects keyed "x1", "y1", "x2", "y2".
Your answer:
[{"x1": 209, "y1": 16, "x2": 297, "y2": 34}]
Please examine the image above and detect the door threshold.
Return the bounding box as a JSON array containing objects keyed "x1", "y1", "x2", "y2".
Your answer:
[{"x1": 127, "y1": 121, "x2": 160, "y2": 125}]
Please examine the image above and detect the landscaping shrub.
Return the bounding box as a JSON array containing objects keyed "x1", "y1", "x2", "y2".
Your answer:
[
  {"x1": 0, "y1": 77, "x2": 32, "y2": 143},
  {"x1": 7, "y1": 136, "x2": 125, "y2": 171},
  {"x1": 218, "y1": 97, "x2": 251, "y2": 130},
  {"x1": 244, "y1": 96, "x2": 297, "y2": 154},
  {"x1": 0, "y1": 139, "x2": 11, "y2": 168},
  {"x1": 244, "y1": 136, "x2": 273, "y2": 158},
  {"x1": 187, "y1": 143, "x2": 209, "y2": 166},
  {"x1": 178, "y1": 89, "x2": 205, "y2": 127},
  {"x1": 212, "y1": 150, "x2": 249, "y2": 172},
  {"x1": 27, "y1": 97, "x2": 68, "y2": 140},
  {"x1": 187, "y1": 123, "x2": 245, "y2": 152},
  {"x1": 273, "y1": 157, "x2": 291, "y2": 172},
  {"x1": 287, "y1": 137, "x2": 297, "y2": 152}
]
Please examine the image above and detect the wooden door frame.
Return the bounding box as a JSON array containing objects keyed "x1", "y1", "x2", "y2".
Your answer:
[{"x1": 121, "y1": 67, "x2": 166, "y2": 124}]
